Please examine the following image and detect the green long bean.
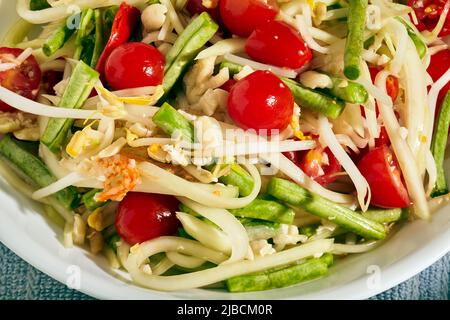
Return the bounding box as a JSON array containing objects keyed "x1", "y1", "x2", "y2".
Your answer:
[
  {"x1": 267, "y1": 178, "x2": 386, "y2": 240},
  {"x1": 431, "y1": 92, "x2": 450, "y2": 197},
  {"x1": 226, "y1": 254, "x2": 333, "y2": 292},
  {"x1": 344, "y1": 0, "x2": 368, "y2": 80}
]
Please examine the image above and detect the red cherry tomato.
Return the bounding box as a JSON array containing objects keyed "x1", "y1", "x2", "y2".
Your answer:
[
  {"x1": 115, "y1": 192, "x2": 180, "y2": 245},
  {"x1": 220, "y1": 79, "x2": 237, "y2": 92},
  {"x1": 0, "y1": 47, "x2": 41, "y2": 112},
  {"x1": 369, "y1": 67, "x2": 399, "y2": 102},
  {"x1": 375, "y1": 126, "x2": 390, "y2": 148},
  {"x1": 105, "y1": 42, "x2": 165, "y2": 90},
  {"x1": 246, "y1": 20, "x2": 313, "y2": 69},
  {"x1": 186, "y1": 0, "x2": 221, "y2": 23},
  {"x1": 357, "y1": 145, "x2": 410, "y2": 208},
  {"x1": 300, "y1": 148, "x2": 341, "y2": 185},
  {"x1": 283, "y1": 146, "x2": 341, "y2": 185},
  {"x1": 227, "y1": 70, "x2": 294, "y2": 133},
  {"x1": 408, "y1": 0, "x2": 450, "y2": 37},
  {"x1": 219, "y1": 0, "x2": 278, "y2": 37},
  {"x1": 428, "y1": 49, "x2": 450, "y2": 109}
]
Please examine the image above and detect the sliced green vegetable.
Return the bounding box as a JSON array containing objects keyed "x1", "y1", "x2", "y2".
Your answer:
[
  {"x1": 152, "y1": 102, "x2": 194, "y2": 142},
  {"x1": 103, "y1": 6, "x2": 119, "y2": 32},
  {"x1": 267, "y1": 178, "x2": 386, "y2": 240},
  {"x1": 162, "y1": 12, "x2": 219, "y2": 101},
  {"x1": 30, "y1": 0, "x2": 51, "y2": 11},
  {"x1": 230, "y1": 199, "x2": 295, "y2": 225},
  {"x1": 0, "y1": 135, "x2": 80, "y2": 210},
  {"x1": 89, "y1": 9, "x2": 105, "y2": 68},
  {"x1": 431, "y1": 92, "x2": 450, "y2": 197},
  {"x1": 43, "y1": 24, "x2": 76, "y2": 57},
  {"x1": 73, "y1": 9, "x2": 95, "y2": 61},
  {"x1": 238, "y1": 218, "x2": 280, "y2": 229},
  {"x1": 226, "y1": 254, "x2": 333, "y2": 292},
  {"x1": 82, "y1": 189, "x2": 109, "y2": 212},
  {"x1": 325, "y1": 75, "x2": 369, "y2": 104},
  {"x1": 361, "y1": 208, "x2": 409, "y2": 224},
  {"x1": 396, "y1": 17, "x2": 427, "y2": 59},
  {"x1": 298, "y1": 223, "x2": 320, "y2": 237},
  {"x1": 216, "y1": 164, "x2": 254, "y2": 197},
  {"x1": 344, "y1": 0, "x2": 368, "y2": 80},
  {"x1": 40, "y1": 61, "x2": 100, "y2": 153},
  {"x1": 220, "y1": 60, "x2": 243, "y2": 75},
  {"x1": 283, "y1": 78, "x2": 346, "y2": 119}
]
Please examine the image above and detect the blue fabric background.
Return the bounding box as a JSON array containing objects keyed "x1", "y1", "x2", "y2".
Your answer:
[{"x1": 0, "y1": 242, "x2": 448, "y2": 300}]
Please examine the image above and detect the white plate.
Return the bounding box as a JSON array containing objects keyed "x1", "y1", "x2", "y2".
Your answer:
[{"x1": 1, "y1": 0, "x2": 450, "y2": 300}]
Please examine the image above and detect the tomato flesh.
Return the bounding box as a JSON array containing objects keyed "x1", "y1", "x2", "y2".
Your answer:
[
  {"x1": 246, "y1": 20, "x2": 313, "y2": 69},
  {"x1": 357, "y1": 146, "x2": 410, "y2": 208},
  {"x1": 219, "y1": 0, "x2": 278, "y2": 37},
  {"x1": 284, "y1": 146, "x2": 341, "y2": 185},
  {"x1": 105, "y1": 42, "x2": 165, "y2": 90},
  {"x1": 408, "y1": 0, "x2": 450, "y2": 36},
  {"x1": 227, "y1": 70, "x2": 294, "y2": 133},
  {"x1": 0, "y1": 47, "x2": 41, "y2": 112},
  {"x1": 115, "y1": 192, "x2": 180, "y2": 245},
  {"x1": 369, "y1": 66, "x2": 399, "y2": 102}
]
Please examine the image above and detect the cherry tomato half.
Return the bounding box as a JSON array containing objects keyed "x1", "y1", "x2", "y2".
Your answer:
[
  {"x1": 245, "y1": 20, "x2": 313, "y2": 69},
  {"x1": 227, "y1": 70, "x2": 294, "y2": 133},
  {"x1": 0, "y1": 47, "x2": 41, "y2": 112},
  {"x1": 428, "y1": 48, "x2": 450, "y2": 110},
  {"x1": 408, "y1": 0, "x2": 450, "y2": 37},
  {"x1": 105, "y1": 42, "x2": 165, "y2": 90},
  {"x1": 116, "y1": 192, "x2": 180, "y2": 245},
  {"x1": 357, "y1": 145, "x2": 410, "y2": 208},
  {"x1": 369, "y1": 66, "x2": 399, "y2": 102},
  {"x1": 284, "y1": 147, "x2": 342, "y2": 185},
  {"x1": 219, "y1": 0, "x2": 278, "y2": 37}
]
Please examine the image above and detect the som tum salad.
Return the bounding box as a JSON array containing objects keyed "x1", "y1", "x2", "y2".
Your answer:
[{"x1": 0, "y1": 0, "x2": 449, "y2": 293}]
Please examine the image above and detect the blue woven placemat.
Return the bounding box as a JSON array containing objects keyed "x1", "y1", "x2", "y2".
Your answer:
[{"x1": 0, "y1": 242, "x2": 448, "y2": 300}]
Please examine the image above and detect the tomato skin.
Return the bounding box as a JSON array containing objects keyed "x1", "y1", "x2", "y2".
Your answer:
[
  {"x1": 105, "y1": 42, "x2": 165, "y2": 90},
  {"x1": 375, "y1": 126, "x2": 390, "y2": 148},
  {"x1": 186, "y1": 0, "x2": 222, "y2": 23},
  {"x1": 227, "y1": 70, "x2": 294, "y2": 133},
  {"x1": 115, "y1": 192, "x2": 180, "y2": 245},
  {"x1": 219, "y1": 0, "x2": 278, "y2": 37},
  {"x1": 357, "y1": 146, "x2": 410, "y2": 208},
  {"x1": 0, "y1": 47, "x2": 41, "y2": 112},
  {"x1": 408, "y1": 0, "x2": 450, "y2": 37},
  {"x1": 220, "y1": 79, "x2": 237, "y2": 92},
  {"x1": 428, "y1": 49, "x2": 450, "y2": 109},
  {"x1": 245, "y1": 20, "x2": 312, "y2": 69}
]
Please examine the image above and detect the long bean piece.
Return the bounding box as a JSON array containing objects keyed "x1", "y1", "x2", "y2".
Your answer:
[
  {"x1": 226, "y1": 253, "x2": 333, "y2": 292},
  {"x1": 344, "y1": 0, "x2": 368, "y2": 80},
  {"x1": 431, "y1": 92, "x2": 450, "y2": 197},
  {"x1": 267, "y1": 178, "x2": 386, "y2": 240}
]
